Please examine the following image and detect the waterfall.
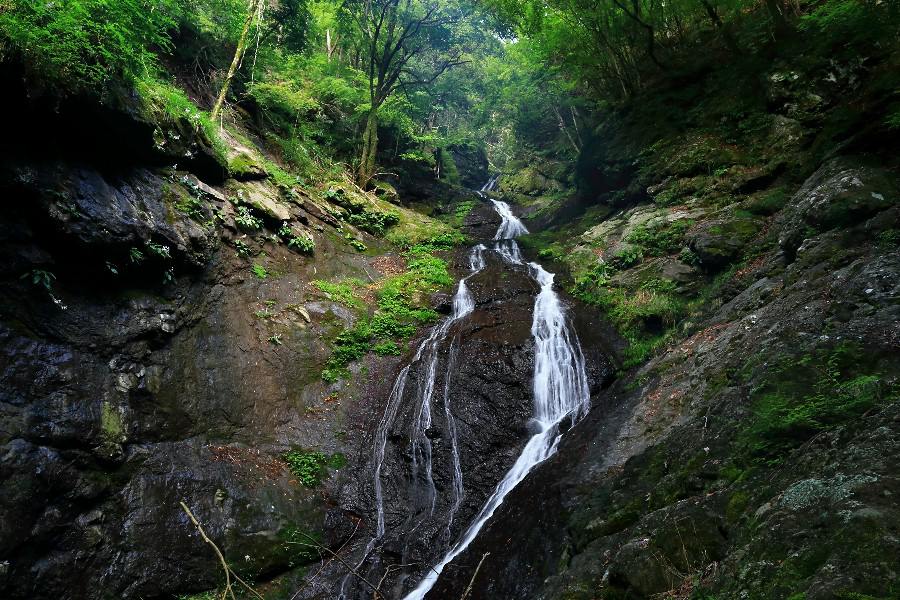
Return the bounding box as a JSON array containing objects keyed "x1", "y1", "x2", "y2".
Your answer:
[
  {"x1": 407, "y1": 244, "x2": 487, "y2": 520},
  {"x1": 402, "y1": 198, "x2": 590, "y2": 600},
  {"x1": 340, "y1": 243, "x2": 487, "y2": 599}
]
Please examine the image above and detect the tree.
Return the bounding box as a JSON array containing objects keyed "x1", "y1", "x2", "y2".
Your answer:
[
  {"x1": 349, "y1": 0, "x2": 469, "y2": 186},
  {"x1": 211, "y1": 0, "x2": 265, "y2": 122}
]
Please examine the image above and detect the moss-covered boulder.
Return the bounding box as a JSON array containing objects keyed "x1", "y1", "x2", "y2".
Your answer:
[
  {"x1": 778, "y1": 156, "x2": 898, "y2": 258},
  {"x1": 499, "y1": 163, "x2": 567, "y2": 198},
  {"x1": 229, "y1": 180, "x2": 293, "y2": 222},
  {"x1": 228, "y1": 150, "x2": 268, "y2": 181},
  {"x1": 687, "y1": 214, "x2": 762, "y2": 269}
]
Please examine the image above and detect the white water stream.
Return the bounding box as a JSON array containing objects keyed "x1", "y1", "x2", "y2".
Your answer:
[
  {"x1": 402, "y1": 197, "x2": 590, "y2": 600},
  {"x1": 339, "y1": 241, "x2": 487, "y2": 599},
  {"x1": 341, "y1": 178, "x2": 590, "y2": 600}
]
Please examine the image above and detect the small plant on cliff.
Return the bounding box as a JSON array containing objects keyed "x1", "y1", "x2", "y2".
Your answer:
[
  {"x1": 251, "y1": 264, "x2": 268, "y2": 279},
  {"x1": 279, "y1": 223, "x2": 315, "y2": 254},
  {"x1": 283, "y1": 449, "x2": 328, "y2": 487},
  {"x1": 233, "y1": 239, "x2": 252, "y2": 258},
  {"x1": 679, "y1": 247, "x2": 701, "y2": 266},
  {"x1": 22, "y1": 269, "x2": 55, "y2": 292},
  {"x1": 235, "y1": 206, "x2": 263, "y2": 231},
  {"x1": 146, "y1": 241, "x2": 171, "y2": 260},
  {"x1": 129, "y1": 247, "x2": 145, "y2": 263},
  {"x1": 609, "y1": 245, "x2": 644, "y2": 269},
  {"x1": 347, "y1": 207, "x2": 400, "y2": 236}
]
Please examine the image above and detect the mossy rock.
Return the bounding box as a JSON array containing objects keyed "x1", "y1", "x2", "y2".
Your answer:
[
  {"x1": 371, "y1": 179, "x2": 399, "y2": 204},
  {"x1": 778, "y1": 156, "x2": 898, "y2": 256},
  {"x1": 687, "y1": 215, "x2": 762, "y2": 269},
  {"x1": 500, "y1": 164, "x2": 566, "y2": 197},
  {"x1": 228, "y1": 150, "x2": 268, "y2": 181},
  {"x1": 229, "y1": 180, "x2": 293, "y2": 222}
]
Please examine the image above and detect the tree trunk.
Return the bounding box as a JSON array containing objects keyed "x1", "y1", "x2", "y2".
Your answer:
[
  {"x1": 357, "y1": 108, "x2": 379, "y2": 187},
  {"x1": 700, "y1": 0, "x2": 740, "y2": 52},
  {"x1": 553, "y1": 105, "x2": 580, "y2": 153},
  {"x1": 211, "y1": 0, "x2": 261, "y2": 122},
  {"x1": 764, "y1": 0, "x2": 791, "y2": 38}
]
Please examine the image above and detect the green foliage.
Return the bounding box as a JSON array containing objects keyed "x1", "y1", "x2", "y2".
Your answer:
[
  {"x1": 679, "y1": 247, "x2": 701, "y2": 266},
  {"x1": 324, "y1": 187, "x2": 401, "y2": 237},
  {"x1": 347, "y1": 208, "x2": 400, "y2": 236},
  {"x1": 282, "y1": 449, "x2": 328, "y2": 487},
  {"x1": 452, "y1": 200, "x2": 477, "y2": 227},
  {"x1": 235, "y1": 206, "x2": 263, "y2": 231},
  {"x1": 745, "y1": 187, "x2": 790, "y2": 216},
  {"x1": 436, "y1": 147, "x2": 461, "y2": 184},
  {"x1": 404, "y1": 249, "x2": 453, "y2": 287},
  {"x1": 137, "y1": 77, "x2": 226, "y2": 161},
  {"x1": 572, "y1": 261, "x2": 683, "y2": 369},
  {"x1": 313, "y1": 279, "x2": 363, "y2": 309},
  {"x1": 21, "y1": 269, "x2": 55, "y2": 291},
  {"x1": 233, "y1": 240, "x2": 252, "y2": 258},
  {"x1": 321, "y1": 248, "x2": 449, "y2": 381},
  {"x1": 170, "y1": 187, "x2": 205, "y2": 221},
  {"x1": 799, "y1": 0, "x2": 898, "y2": 51},
  {"x1": 609, "y1": 246, "x2": 643, "y2": 270},
  {"x1": 392, "y1": 231, "x2": 466, "y2": 253},
  {"x1": 877, "y1": 229, "x2": 900, "y2": 248},
  {"x1": 0, "y1": 0, "x2": 178, "y2": 92},
  {"x1": 146, "y1": 241, "x2": 171, "y2": 259},
  {"x1": 128, "y1": 247, "x2": 145, "y2": 263},
  {"x1": 626, "y1": 220, "x2": 692, "y2": 256},
  {"x1": 373, "y1": 340, "x2": 403, "y2": 355},
  {"x1": 279, "y1": 223, "x2": 315, "y2": 254},
  {"x1": 737, "y1": 344, "x2": 898, "y2": 466},
  {"x1": 263, "y1": 159, "x2": 302, "y2": 189},
  {"x1": 252, "y1": 264, "x2": 268, "y2": 279}
]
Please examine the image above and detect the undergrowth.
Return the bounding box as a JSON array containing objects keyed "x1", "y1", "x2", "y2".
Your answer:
[
  {"x1": 735, "y1": 343, "x2": 898, "y2": 468},
  {"x1": 282, "y1": 449, "x2": 345, "y2": 487},
  {"x1": 320, "y1": 238, "x2": 454, "y2": 382}
]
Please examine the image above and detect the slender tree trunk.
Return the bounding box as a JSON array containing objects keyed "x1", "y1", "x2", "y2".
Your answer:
[
  {"x1": 357, "y1": 108, "x2": 379, "y2": 187},
  {"x1": 553, "y1": 105, "x2": 580, "y2": 153},
  {"x1": 570, "y1": 106, "x2": 584, "y2": 148},
  {"x1": 211, "y1": 0, "x2": 262, "y2": 122},
  {"x1": 764, "y1": 0, "x2": 791, "y2": 38},
  {"x1": 700, "y1": 0, "x2": 740, "y2": 53}
]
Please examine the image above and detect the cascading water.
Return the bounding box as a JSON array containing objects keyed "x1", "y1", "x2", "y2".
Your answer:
[
  {"x1": 339, "y1": 242, "x2": 487, "y2": 599},
  {"x1": 402, "y1": 196, "x2": 590, "y2": 600}
]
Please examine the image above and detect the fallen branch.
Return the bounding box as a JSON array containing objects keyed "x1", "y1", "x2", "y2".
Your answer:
[
  {"x1": 289, "y1": 531, "x2": 382, "y2": 598},
  {"x1": 459, "y1": 552, "x2": 490, "y2": 600},
  {"x1": 179, "y1": 501, "x2": 264, "y2": 600},
  {"x1": 288, "y1": 518, "x2": 361, "y2": 600}
]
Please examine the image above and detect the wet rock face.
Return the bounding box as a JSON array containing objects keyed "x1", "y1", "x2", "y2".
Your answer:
[
  {"x1": 0, "y1": 155, "x2": 378, "y2": 599},
  {"x1": 421, "y1": 158, "x2": 900, "y2": 600},
  {"x1": 333, "y1": 202, "x2": 617, "y2": 599},
  {"x1": 372, "y1": 260, "x2": 540, "y2": 589},
  {"x1": 778, "y1": 156, "x2": 898, "y2": 259}
]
